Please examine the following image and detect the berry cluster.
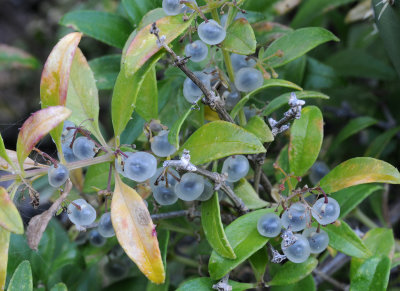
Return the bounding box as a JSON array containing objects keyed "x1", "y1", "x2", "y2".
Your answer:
[{"x1": 257, "y1": 196, "x2": 340, "y2": 263}]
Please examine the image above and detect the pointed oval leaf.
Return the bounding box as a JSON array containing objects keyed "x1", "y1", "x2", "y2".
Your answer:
[
  {"x1": 111, "y1": 175, "x2": 165, "y2": 284},
  {"x1": 0, "y1": 135, "x2": 14, "y2": 170},
  {"x1": 208, "y1": 208, "x2": 273, "y2": 280},
  {"x1": 59, "y1": 11, "x2": 132, "y2": 49},
  {"x1": 7, "y1": 260, "x2": 33, "y2": 291},
  {"x1": 221, "y1": 18, "x2": 256, "y2": 55},
  {"x1": 124, "y1": 14, "x2": 195, "y2": 76},
  {"x1": 234, "y1": 179, "x2": 269, "y2": 209},
  {"x1": 0, "y1": 228, "x2": 10, "y2": 291},
  {"x1": 176, "y1": 277, "x2": 255, "y2": 291},
  {"x1": 135, "y1": 65, "x2": 158, "y2": 121},
  {"x1": 249, "y1": 248, "x2": 269, "y2": 282},
  {"x1": 201, "y1": 192, "x2": 236, "y2": 259},
  {"x1": 66, "y1": 48, "x2": 105, "y2": 145},
  {"x1": 364, "y1": 125, "x2": 400, "y2": 158},
  {"x1": 0, "y1": 44, "x2": 39, "y2": 70},
  {"x1": 168, "y1": 103, "x2": 196, "y2": 150},
  {"x1": 244, "y1": 116, "x2": 274, "y2": 143},
  {"x1": 16, "y1": 106, "x2": 71, "y2": 171},
  {"x1": 324, "y1": 220, "x2": 372, "y2": 259},
  {"x1": 89, "y1": 54, "x2": 121, "y2": 90},
  {"x1": 319, "y1": 157, "x2": 400, "y2": 193},
  {"x1": 0, "y1": 187, "x2": 23, "y2": 234},
  {"x1": 262, "y1": 90, "x2": 329, "y2": 117},
  {"x1": 350, "y1": 256, "x2": 390, "y2": 291},
  {"x1": 0, "y1": 150, "x2": 47, "y2": 172},
  {"x1": 263, "y1": 27, "x2": 339, "y2": 68},
  {"x1": 180, "y1": 121, "x2": 265, "y2": 165},
  {"x1": 289, "y1": 106, "x2": 323, "y2": 177},
  {"x1": 230, "y1": 79, "x2": 302, "y2": 119},
  {"x1": 50, "y1": 283, "x2": 68, "y2": 291},
  {"x1": 268, "y1": 257, "x2": 318, "y2": 286}
]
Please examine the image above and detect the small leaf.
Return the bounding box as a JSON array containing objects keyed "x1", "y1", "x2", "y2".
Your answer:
[
  {"x1": 124, "y1": 14, "x2": 194, "y2": 76},
  {"x1": 0, "y1": 228, "x2": 10, "y2": 290},
  {"x1": 201, "y1": 192, "x2": 236, "y2": 259},
  {"x1": 0, "y1": 135, "x2": 14, "y2": 170},
  {"x1": 122, "y1": 0, "x2": 159, "y2": 26},
  {"x1": 253, "y1": 21, "x2": 292, "y2": 46},
  {"x1": 0, "y1": 149, "x2": 46, "y2": 171},
  {"x1": 364, "y1": 125, "x2": 400, "y2": 158},
  {"x1": 89, "y1": 54, "x2": 121, "y2": 90},
  {"x1": 350, "y1": 256, "x2": 390, "y2": 291},
  {"x1": 66, "y1": 48, "x2": 106, "y2": 145},
  {"x1": 324, "y1": 220, "x2": 372, "y2": 258},
  {"x1": 136, "y1": 65, "x2": 158, "y2": 121},
  {"x1": 176, "y1": 277, "x2": 255, "y2": 291},
  {"x1": 332, "y1": 184, "x2": 383, "y2": 218},
  {"x1": 0, "y1": 187, "x2": 23, "y2": 234},
  {"x1": 111, "y1": 175, "x2": 165, "y2": 284},
  {"x1": 221, "y1": 18, "x2": 256, "y2": 55},
  {"x1": 263, "y1": 27, "x2": 339, "y2": 68},
  {"x1": 50, "y1": 283, "x2": 68, "y2": 291},
  {"x1": 16, "y1": 106, "x2": 71, "y2": 172},
  {"x1": 0, "y1": 44, "x2": 39, "y2": 70},
  {"x1": 329, "y1": 116, "x2": 377, "y2": 152},
  {"x1": 208, "y1": 209, "x2": 273, "y2": 280},
  {"x1": 270, "y1": 275, "x2": 316, "y2": 291},
  {"x1": 7, "y1": 260, "x2": 33, "y2": 291},
  {"x1": 262, "y1": 91, "x2": 329, "y2": 117},
  {"x1": 83, "y1": 162, "x2": 114, "y2": 193},
  {"x1": 319, "y1": 157, "x2": 400, "y2": 193},
  {"x1": 249, "y1": 248, "x2": 269, "y2": 282},
  {"x1": 234, "y1": 179, "x2": 269, "y2": 209},
  {"x1": 181, "y1": 121, "x2": 265, "y2": 165},
  {"x1": 289, "y1": 106, "x2": 323, "y2": 177},
  {"x1": 268, "y1": 257, "x2": 318, "y2": 286},
  {"x1": 112, "y1": 53, "x2": 162, "y2": 142},
  {"x1": 230, "y1": 79, "x2": 302, "y2": 119},
  {"x1": 168, "y1": 104, "x2": 196, "y2": 150},
  {"x1": 59, "y1": 11, "x2": 132, "y2": 49},
  {"x1": 244, "y1": 116, "x2": 274, "y2": 143}
]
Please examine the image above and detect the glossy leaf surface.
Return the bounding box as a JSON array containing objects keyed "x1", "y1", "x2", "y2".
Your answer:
[
  {"x1": 7, "y1": 260, "x2": 33, "y2": 291},
  {"x1": 244, "y1": 116, "x2": 274, "y2": 143},
  {"x1": 0, "y1": 228, "x2": 10, "y2": 291},
  {"x1": 268, "y1": 257, "x2": 318, "y2": 286},
  {"x1": 89, "y1": 54, "x2": 121, "y2": 90},
  {"x1": 135, "y1": 65, "x2": 158, "y2": 121},
  {"x1": 221, "y1": 18, "x2": 256, "y2": 55},
  {"x1": 234, "y1": 179, "x2": 269, "y2": 209},
  {"x1": 0, "y1": 187, "x2": 23, "y2": 234}
]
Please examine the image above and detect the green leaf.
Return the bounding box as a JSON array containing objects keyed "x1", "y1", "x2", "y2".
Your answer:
[
  {"x1": 221, "y1": 18, "x2": 256, "y2": 55},
  {"x1": 59, "y1": 11, "x2": 132, "y2": 49},
  {"x1": 253, "y1": 21, "x2": 292, "y2": 46},
  {"x1": 50, "y1": 283, "x2": 68, "y2": 291},
  {"x1": 0, "y1": 134, "x2": 14, "y2": 170},
  {"x1": 350, "y1": 256, "x2": 390, "y2": 291},
  {"x1": 0, "y1": 44, "x2": 39, "y2": 70},
  {"x1": 324, "y1": 220, "x2": 372, "y2": 258},
  {"x1": 326, "y1": 49, "x2": 396, "y2": 80},
  {"x1": 122, "y1": 0, "x2": 160, "y2": 26},
  {"x1": 201, "y1": 192, "x2": 236, "y2": 259},
  {"x1": 364, "y1": 126, "x2": 400, "y2": 158},
  {"x1": 289, "y1": 106, "x2": 323, "y2": 177},
  {"x1": 249, "y1": 247, "x2": 268, "y2": 282},
  {"x1": 135, "y1": 65, "x2": 158, "y2": 121},
  {"x1": 263, "y1": 27, "x2": 339, "y2": 68},
  {"x1": 234, "y1": 179, "x2": 269, "y2": 210},
  {"x1": 319, "y1": 157, "x2": 400, "y2": 193},
  {"x1": 270, "y1": 275, "x2": 316, "y2": 291},
  {"x1": 332, "y1": 184, "x2": 383, "y2": 218},
  {"x1": 244, "y1": 116, "x2": 274, "y2": 143},
  {"x1": 168, "y1": 103, "x2": 196, "y2": 150},
  {"x1": 373, "y1": 0, "x2": 400, "y2": 79},
  {"x1": 66, "y1": 48, "x2": 106, "y2": 146},
  {"x1": 262, "y1": 91, "x2": 329, "y2": 117},
  {"x1": 112, "y1": 52, "x2": 162, "y2": 142},
  {"x1": 176, "y1": 277, "x2": 255, "y2": 291},
  {"x1": 329, "y1": 116, "x2": 378, "y2": 153},
  {"x1": 0, "y1": 187, "x2": 23, "y2": 234},
  {"x1": 124, "y1": 14, "x2": 194, "y2": 76},
  {"x1": 268, "y1": 257, "x2": 318, "y2": 286},
  {"x1": 7, "y1": 260, "x2": 33, "y2": 291},
  {"x1": 0, "y1": 228, "x2": 10, "y2": 291},
  {"x1": 208, "y1": 208, "x2": 273, "y2": 279},
  {"x1": 89, "y1": 54, "x2": 121, "y2": 90},
  {"x1": 83, "y1": 161, "x2": 114, "y2": 193},
  {"x1": 180, "y1": 121, "x2": 265, "y2": 165},
  {"x1": 303, "y1": 57, "x2": 342, "y2": 89},
  {"x1": 230, "y1": 79, "x2": 302, "y2": 119}
]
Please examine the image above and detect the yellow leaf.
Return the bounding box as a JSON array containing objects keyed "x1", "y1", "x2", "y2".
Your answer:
[
  {"x1": 111, "y1": 175, "x2": 165, "y2": 284},
  {"x1": 0, "y1": 227, "x2": 10, "y2": 291},
  {"x1": 0, "y1": 187, "x2": 23, "y2": 234}
]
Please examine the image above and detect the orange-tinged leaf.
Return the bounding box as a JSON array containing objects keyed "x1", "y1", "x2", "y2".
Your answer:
[
  {"x1": 0, "y1": 149, "x2": 47, "y2": 172},
  {"x1": 124, "y1": 14, "x2": 194, "y2": 76},
  {"x1": 16, "y1": 106, "x2": 71, "y2": 171},
  {"x1": 319, "y1": 157, "x2": 400, "y2": 193},
  {"x1": 111, "y1": 175, "x2": 165, "y2": 284},
  {"x1": 0, "y1": 228, "x2": 10, "y2": 291},
  {"x1": 0, "y1": 187, "x2": 23, "y2": 234}
]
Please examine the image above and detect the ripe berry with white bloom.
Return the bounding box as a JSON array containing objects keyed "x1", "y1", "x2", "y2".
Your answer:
[
  {"x1": 67, "y1": 199, "x2": 96, "y2": 226},
  {"x1": 185, "y1": 40, "x2": 208, "y2": 62},
  {"x1": 89, "y1": 229, "x2": 106, "y2": 247},
  {"x1": 234, "y1": 67, "x2": 263, "y2": 92},
  {"x1": 281, "y1": 234, "x2": 311, "y2": 263},
  {"x1": 281, "y1": 202, "x2": 310, "y2": 232},
  {"x1": 222, "y1": 155, "x2": 249, "y2": 182},
  {"x1": 162, "y1": 0, "x2": 184, "y2": 15},
  {"x1": 98, "y1": 212, "x2": 115, "y2": 238},
  {"x1": 257, "y1": 212, "x2": 282, "y2": 237},
  {"x1": 183, "y1": 71, "x2": 211, "y2": 103},
  {"x1": 124, "y1": 152, "x2": 157, "y2": 182},
  {"x1": 231, "y1": 53, "x2": 256, "y2": 72},
  {"x1": 302, "y1": 227, "x2": 329, "y2": 254},
  {"x1": 312, "y1": 197, "x2": 340, "y2": 225},
  {"x1": 72, "y1": 137, "x2": 96, "y2": 160},
  {"x1": 151, "y1": 130, "x2": 177, "y2": 157},
  {"x1": 150, "y1": 168, "x2": 180, "y2": 205},
  {"x1": 197, "y1": 179, "x2": 214, "y2": 201},
  {"x1": 61, "y1": 120, "x2": 75, "y2": 144},
  {"x1": 48, "y1": 164, "x2": 69, "y2": 188},
  {"x1": 198, "y1": 20, "x2": 226, "y2": 45},
  {"x1": 175, "y1": 173, "x2": 204, "y2": 201}
]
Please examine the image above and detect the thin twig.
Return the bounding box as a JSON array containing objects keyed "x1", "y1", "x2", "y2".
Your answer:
[{"x1": 313, "y1": 269, "x2": 348, "y2": 290}]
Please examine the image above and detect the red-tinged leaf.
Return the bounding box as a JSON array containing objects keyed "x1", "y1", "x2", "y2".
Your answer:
[
  {"x1": 111, "y1": 175, "x2": 165, "y2": 284},
  {"x1": 0, "y1": 228, "x2": 10, "y2": 291},
  {"x1": 319, "y1": 157, "x2": 400, "y2": 193},
  {"x1": 124, "y1": 14, "x2": 194, "y2": 76},
  {"x1": 0, "y1": 150, "x2": 47, "y2": 172},
  {"x1": 0, "y1": 44, "x2": 39, "y2": 70},
  {"x1": 16, "y1": 106, "x2": 71, "y2": 172},
  {"x1": 0, "y1": 187, "x2": 23, "y2": 234}
]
